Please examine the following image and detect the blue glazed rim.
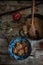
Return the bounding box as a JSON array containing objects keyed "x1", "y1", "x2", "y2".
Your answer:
[{"x1": 8, "y1": 36, "x2": 31, "y2": 60}]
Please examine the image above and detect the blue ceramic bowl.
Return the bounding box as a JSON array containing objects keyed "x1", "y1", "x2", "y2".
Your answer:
[{"x1": 8, "y1": 36, "x2": 31, "y2": 60}]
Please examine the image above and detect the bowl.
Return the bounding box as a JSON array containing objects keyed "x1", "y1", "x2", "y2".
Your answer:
[
  {"x1": 19, "y1": 14, "x2": 43, "y2": 40},
  {"x1": 8, "y1": 36, "x2": 31, "y2": 60}
]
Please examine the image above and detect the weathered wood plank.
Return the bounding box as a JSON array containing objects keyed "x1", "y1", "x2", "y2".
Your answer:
[{"x1": 0, "y1": 39, "x2": 8, "y2": 47}]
